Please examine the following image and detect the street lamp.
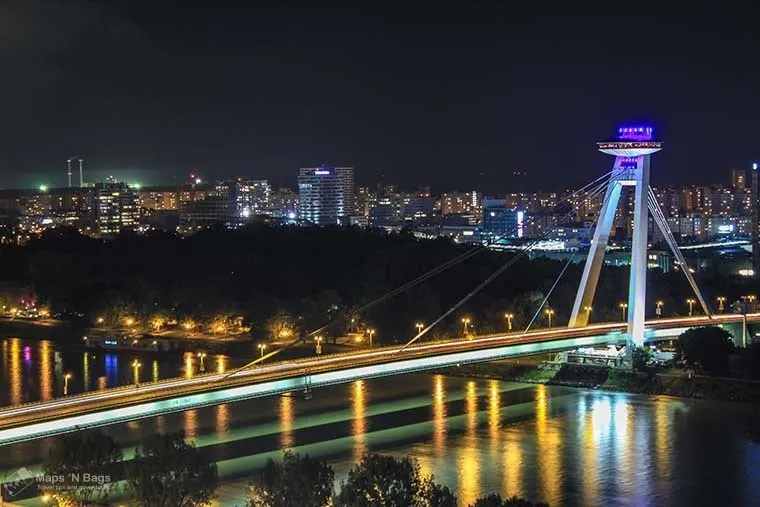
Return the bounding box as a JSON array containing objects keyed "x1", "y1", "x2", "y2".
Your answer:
[
  {"x1": 717, "y1": 296, "x2": 726, "y2": 313},
  {"x1": 132, "y1": 359, "x2": 141, "y2": 386},
  {"x1": 315, "y1": 335, "x2": 323, "y2": 355},
  {"x1": 656, "y1": 300, "x2": 664, "y2": 318},
  {"x1": 461, "y1": 317, "x2": 471, "y2": 337},
  {"x1": 64, "y1": 373, "x2": 72, "y2": 396},
  {"x1": 583, "y1": 306, "x2": 593, "y2": 321},
  {"x1": 545, "y1": 308, "x2": 555, "y2": 328},
  {"x1": 619, "y1": 302, "x2": 628, "y2": 321},
  {"x1": 368, "y1": 328, "x2": 376, "y2": 348},
  {"x1": 197, "y1": 352, "x2": 207, "y2": 372},
  {"x1": 687, "y1": 298, "x2": 695, "y2": 317},
  {"x1": 96, "y1": 316, "x2": 105, "y2": 325},
  {"x1": 415, "y1": 322, "x2": 424, "y2": 335},
  {"x1": 258, "y1": 343, "x2": 267, "y2": 359},
  {"x1": 504, "y1": 313, "x2": 514, "y2": 331}
]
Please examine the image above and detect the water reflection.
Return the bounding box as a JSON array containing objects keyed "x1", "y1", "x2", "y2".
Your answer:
[
  {"x1": 535, "y1": 384, "x2": 561, "y2": 505},
  {"x1": 216, "y1": 355, "x2": 227, "y2": 374},
  {"x1": 184, "y1": 409, "x2": 198, "y2": 440},
  {"x1": 82, "y1": 352, "x2": 91, "y2": 392},
  {"x1": 458, "y1": 380, "x2": 480, "y2": 507},
  {"x1": 39, "y1": 340, "x2": 52, "y2": 401},
  {"x1": 279, "y1": 395, "x2": 294, "y2": 449},
  {"x1": 9, "y1": 339, "x2": 21, "y2": 405},
  {"x1": 184, "y1": 352, "x2": 194, "y2": 378},
  {"x1": 216, "y1": 404, "x2": 230, "y2": 436},
  {"x1": 432, "y1": 374, "x2": 447, "y2": 456},
  {"x1": 152, "y1": 360, "x2": 160, "y2": 382},
  {"x1": 352, "y1": 380, "x2": 367, "y2": 462}
]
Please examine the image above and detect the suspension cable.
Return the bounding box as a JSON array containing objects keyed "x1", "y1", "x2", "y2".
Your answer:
[
  {"x1": 522, "y1": 251, "x2": 577, "y2": 334},
  {"x1": 646, "y1": 187, "x2": 712, "y2": 317},
  {"x1": 223, "y1": 170, "x2": 616, "y2": 379},
  {"x1": 398, "y1": 175, "x2": 612, "y2": 352}
]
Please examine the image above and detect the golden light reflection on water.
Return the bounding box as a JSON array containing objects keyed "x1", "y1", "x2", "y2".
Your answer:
[
  {"x1": 535, "y1": 384, "x2": 561, "y2": 505},
  {"x1": 503, "y1": 437, "x2": 523, "y2": 499},
  {"x1": 152, "y1": 360, "x2": 160, "y2": 382},
  {"x1": 280, "y1": 394, "x2": 294, "y2": 449},
  {"x1": 352, "y1": 380, "x2": 367, "y2": 462},
  {"x1": 216, "y1": 355, "x2": 227, "y2": 374},
  {"x1": 82, "y1": 352, "x2": 91, "y2": 392},
  {"x1": 184, "y1": 409, "x2": 198, "y2": 440},
  {"x1": 184, "y1": 352, "x2": 194, "y2": 378},
  {"x1": 458, "y1": 380, "x2": 480, "y2": 507},
  {"x1": 432, "y1": 375, "x2": 447, "y2": 456},
  {"x1": 216, "y1": 403, "x2": 230, "y2": 435},
  {"x1": 581, "y1": 397, "x2": 598, "y2": 505},
  {"x1": 39, "y1": 340, "x2": 52, "y2": 401},
  {"x1": 9, "y1": 339, "x2": 21, "y2": 405},
  {"x1": 655, "y1": 399, "x2": 671, "y2": 499}
]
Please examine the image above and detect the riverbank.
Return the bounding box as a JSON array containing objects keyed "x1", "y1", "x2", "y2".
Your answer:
[{"x1": 440, "y1": 360, "x2": 760, "y2": 403}]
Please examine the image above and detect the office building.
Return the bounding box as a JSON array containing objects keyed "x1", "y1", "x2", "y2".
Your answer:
[
  {"x1": 482, "y1": 198, "x2": 524, "y2": 238},
  {"x1": 297, "y1": 167, "x2": 354, "y2": 225},
  {"x1": 753, "y1": 162, "x2": 760, "y2": 276},
  {"x1": 95, "y1": 181, "x2": 139, "y2": 235},
  {"x1": 235, "y1": 179, "x2": 272, "y2": 218}
]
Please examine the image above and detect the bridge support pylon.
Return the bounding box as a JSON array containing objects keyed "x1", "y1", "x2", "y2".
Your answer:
[{"x1": 569, "y1": 126, "x2": 663, "y2": 350}]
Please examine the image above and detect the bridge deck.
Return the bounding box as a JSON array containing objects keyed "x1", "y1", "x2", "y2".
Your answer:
[{"x1": 0, "y1": 314, "x2": 754, "y2": 446}]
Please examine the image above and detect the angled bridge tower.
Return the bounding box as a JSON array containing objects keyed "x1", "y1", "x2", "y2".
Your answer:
[{"x1": 569, "y1": 126, "x2": 662, "y2": 348}]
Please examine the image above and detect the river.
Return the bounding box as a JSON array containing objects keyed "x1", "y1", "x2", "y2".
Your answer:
[{"x1": 2, "y1": 338, "x2": 760, "y2": 506}]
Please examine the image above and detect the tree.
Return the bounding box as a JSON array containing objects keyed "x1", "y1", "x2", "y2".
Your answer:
[
  {"x1": 335, "y1": 454, "x2": 456, "y2": 507},
  {"x1": 265, "y1": 311, "x2": 297, "y2": 341},
  {"x1": 676, "y1": 326, "x2": 735, "y2": 375},
  {"x1": 42, "y1": 429, "x2": 122, "y2": 506},
  {"x1": 246, "y1": 451, "x2": 334, "y2": 507},
  {"x1": 470, "y1": 494, "x2": 549, "y2": 507},
  {"x1": 126, "y1": 432, "x2": 218, "y2": 507}
]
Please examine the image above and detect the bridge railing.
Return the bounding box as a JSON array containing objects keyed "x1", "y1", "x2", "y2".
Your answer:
[{"x1": 0, "y1": 313, "x2": 753, "y2": 414}]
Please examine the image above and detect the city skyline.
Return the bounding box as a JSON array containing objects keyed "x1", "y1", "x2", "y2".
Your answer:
[{"x1": 1, "y1": 2, "x2": 759, "y2": 189}]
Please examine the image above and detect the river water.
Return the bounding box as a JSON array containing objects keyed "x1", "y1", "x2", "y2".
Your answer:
[{"x1": 2, "y1": 338, "x2": 760, "y2": 506}]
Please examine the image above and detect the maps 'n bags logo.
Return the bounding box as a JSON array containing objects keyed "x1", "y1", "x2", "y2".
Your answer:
[{"x1": 2, "y1": 467, "x2": 36, "y2": 497}]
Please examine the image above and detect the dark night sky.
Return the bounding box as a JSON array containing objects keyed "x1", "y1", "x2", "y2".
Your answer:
[{"x1": 1, "y1": 1, "x2": 759, "y2": 191}]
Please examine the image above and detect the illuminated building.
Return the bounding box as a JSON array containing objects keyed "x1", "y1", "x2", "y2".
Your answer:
[
  {"x1": 297, "y1": 167, "x2": 354, "y2": 225},
  {"x1": 732, "y1": 167, "x2": 747, "y2": 189},
  {"x1": 234, "y1": 179, "x2": 271, "y2": 218},
  {"x1": 481, "y1": 198, "x2": 524, "y2": 238},
  {"x1": 95, "y1": 181, "x2": 139, "y2": 235}
]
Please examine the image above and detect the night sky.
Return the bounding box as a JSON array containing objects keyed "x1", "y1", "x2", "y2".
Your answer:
[{"x1": 1, "y1": 1, "x2": 758, "y2": 191}]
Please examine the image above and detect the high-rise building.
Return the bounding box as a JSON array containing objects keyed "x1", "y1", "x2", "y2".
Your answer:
[
  {"x1": 732, "y1": 167, "x2": 747, "y2": 189},
  {"x1": 297, "y1": 167, "x2": 354, "y2": 225},
  {"x1": 95, "y1": 181, "x2": 139, "y2": 235},
  {"x1": 235, "y1": 179, "x2": 272, "y2": 218}
]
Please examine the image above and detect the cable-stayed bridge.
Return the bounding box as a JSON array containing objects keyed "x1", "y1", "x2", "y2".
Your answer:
[{"x1": 0, "y1": 124, "x2": 752, "y2": 445}]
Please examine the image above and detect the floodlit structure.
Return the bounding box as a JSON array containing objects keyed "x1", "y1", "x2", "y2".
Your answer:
[{"x1": 569, "y1": 126, "x2": 710, "y2": 348}]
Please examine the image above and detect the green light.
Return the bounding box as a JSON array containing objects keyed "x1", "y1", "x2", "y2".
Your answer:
[
  {"x1": 39, "y1": 185, "x2": 48, "y2": 192},
  {"x1": 132, "y1": 183, "x2": 142, "y2": 190}
]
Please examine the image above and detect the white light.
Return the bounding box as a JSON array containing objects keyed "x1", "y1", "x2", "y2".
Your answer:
[{"x1": 195, "y1": 178, "x2": 202, "y2": 184}]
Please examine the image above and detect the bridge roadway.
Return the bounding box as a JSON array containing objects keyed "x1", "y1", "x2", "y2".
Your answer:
[{"x1": 0, "y1": 313, "x2": 756, "y2": 446}]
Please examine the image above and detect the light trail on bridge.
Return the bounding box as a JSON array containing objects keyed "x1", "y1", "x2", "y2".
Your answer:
[{"x1": 0, "y1": 313, "x2": 755, "y2": 446}]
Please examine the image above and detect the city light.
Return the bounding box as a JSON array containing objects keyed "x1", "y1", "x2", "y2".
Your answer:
[
  {"x1": 461, "y1": 317, "x2": 472, "y2": 337},
  {"x1": 64, "y1": 373, "x2": 72, "y2": 395},
  {"x1": 619, "y1": 302, "x2": 628, "y2": 321},
  {"x1": 39, "y1": 185, "x2": 48, "y2": 192},
  {"x1": 717, "y1": 296, "x2": 726, "y2": 312},
  {"x1": 545, "y1": 308, "x2": 555, "y2": 327},
  {"x1": 686, "y1": 298, "x2": 696, "y2": 317},
  {"x1": 504, "y1": 313, "x2": 514, "y2": 331}
]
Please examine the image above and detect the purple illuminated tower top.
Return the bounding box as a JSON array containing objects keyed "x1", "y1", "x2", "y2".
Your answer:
[{"x1": 598, "y1": 125, "x2": 662, "y2": 157}]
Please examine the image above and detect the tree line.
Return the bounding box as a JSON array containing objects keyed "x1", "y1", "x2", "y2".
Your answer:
[
  {"x1": 32, "y1": 429, "x2": 547, "y2": 507},
  {"x1": 0, "y1": 225, "x2": 751, "y2": 345}
]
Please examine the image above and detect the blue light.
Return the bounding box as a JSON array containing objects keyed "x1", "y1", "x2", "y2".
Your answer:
[{"x1": 754, "y1": 162, "x2": 758, "y2": 171}]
